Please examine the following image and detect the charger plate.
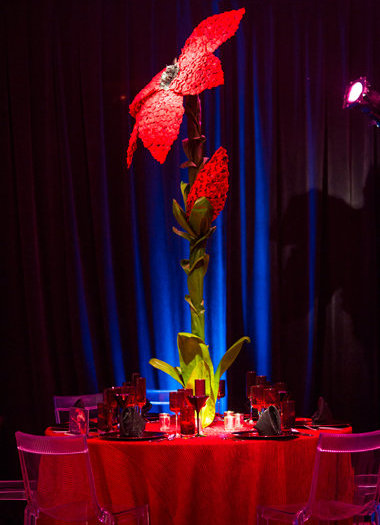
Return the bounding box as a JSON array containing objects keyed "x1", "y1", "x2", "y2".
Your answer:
[
  {"x1": 311, "y1": 423, "x2": 351, "y2": 429},
  {"x1": 231, "y1": 431, "x2": 298, "y2": 441},
  {"x1": 100, "y1": 431, "x2": 166, "y2": 441}
]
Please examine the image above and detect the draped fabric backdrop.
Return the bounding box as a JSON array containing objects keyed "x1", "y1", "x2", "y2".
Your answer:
[{"x1": 1, "y1": 0, "x2": 379, "y2": 476}]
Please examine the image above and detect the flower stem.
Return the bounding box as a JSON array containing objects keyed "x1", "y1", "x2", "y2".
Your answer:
[
  {"x1": 183, "y1": 95, "x2": 207, "y2": 341},
  {"x1": 184, "y1": 95, "x2": 205, "y2": 187}
]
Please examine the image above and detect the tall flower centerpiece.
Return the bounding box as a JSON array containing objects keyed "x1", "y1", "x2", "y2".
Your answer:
[{"x1": 127, "y1": 8, "x2": 250, "y2": 426}]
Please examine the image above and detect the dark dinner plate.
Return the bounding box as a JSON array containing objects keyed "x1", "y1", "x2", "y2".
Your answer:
[
  {"x1": 99, "y1": 431, "x2": 166, "y2": 442},
  {"x1": 231, "y1": 431, "x2": 298, "y2": 441}
]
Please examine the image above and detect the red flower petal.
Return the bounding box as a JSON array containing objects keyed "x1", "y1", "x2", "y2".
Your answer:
[
  {"x1": 186, "y1": 147, "x2": 229, "y2": 221},
  {"x1": 137, "y1": 90, "x2": 185, "y2": 164},
  {"x1": 129, "y1": 69, "x2": 165, "y2": 118},
  {"x1": 181, "y1": 8, "x2": 245, "y2": 56},
  {"x1": 126, "y1": 123, "x2": 138, "y2": 169},
  {"x1": 171, "y1": 53, "x2": 224, "y2": 95}
]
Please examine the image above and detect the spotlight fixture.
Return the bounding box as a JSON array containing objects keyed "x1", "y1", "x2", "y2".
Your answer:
[{"x1": 343, "y1": 77, "x2": 380, "y2": 127}]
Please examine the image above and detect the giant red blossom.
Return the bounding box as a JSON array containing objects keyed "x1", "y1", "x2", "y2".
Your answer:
[
  {"x1": 127, "y1": 8, "x2": 245, "y2": 168},
  {"x1": 186, "y1": 147, "x2": 229, "y2": 221}
]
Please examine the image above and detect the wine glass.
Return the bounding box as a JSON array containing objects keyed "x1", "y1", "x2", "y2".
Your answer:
[
  {"x1": 249, "y1": 384, "x2": 264, "y2": 421},
  {"x1": 263, "y1": 387, "x2": 280, "y2": 410},
  {"x1": 135, "y1": 377, "x2": 146, "y2": 414},
  {"x1": 217, "y1": 380, "x2": 226, "y2": 419},
  {"x1": 246, "y1": 371, "x2": 257, "y2": 421},
  {"x1": 169, "y1": 391, "x2": 184, "y2": 437},
  {"x1": 188, "y1": 379, "x2": 208, "y2": 437}
]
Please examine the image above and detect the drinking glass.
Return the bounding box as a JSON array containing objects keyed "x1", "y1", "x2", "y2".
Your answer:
[
  {"x1": 249, "y1": 384, "x2": 264, "y2": 420},
  {"x1": 217, "y1": 379, "x2": 226, "y2": 418},
  {"x1": 188, "y1": 379, "x2": 208, "y2": 437},
  {"x1": 263, "y1": 387, "x2": 280, "y2": 410},
  {"x1": 246, "y1": 371, "x2": 257, "y2": 421},
  {"x1": 180, "y1": 405, "x2": 195, "y2": 436},
  {"x1": 135, "y1": 377, "x2": 146, "y2": 413},
  {"x1": 169, "y1": 391, "x2": 183, "y2": 437},
  {"x1": 255, "y1": 375, "x2": 267, "y2": 386}
]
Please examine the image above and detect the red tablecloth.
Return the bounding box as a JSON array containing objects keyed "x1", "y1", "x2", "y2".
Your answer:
[{"x1": 43, "y1": 422, "x2": 352, "y2": 525}]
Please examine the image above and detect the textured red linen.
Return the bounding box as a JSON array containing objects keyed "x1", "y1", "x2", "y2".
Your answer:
[{"x1": 43, "y1": 423, "x2": 351, "y2": 525}]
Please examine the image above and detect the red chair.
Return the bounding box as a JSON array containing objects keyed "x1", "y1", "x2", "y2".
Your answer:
[
  {"x1": 16, "y1": 431, "x2": 149, "y2": 524},
  {"x1": 257, "y1": 430, "x2": 380, "y2": 524}
]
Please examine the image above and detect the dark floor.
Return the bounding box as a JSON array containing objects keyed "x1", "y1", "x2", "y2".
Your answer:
[{"x1": 0, "y1": 501, "x2": 25, "y2": 524}]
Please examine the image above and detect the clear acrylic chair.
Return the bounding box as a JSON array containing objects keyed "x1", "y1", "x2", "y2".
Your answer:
[
  {"x1": 146, "y1": 389, "x2": 171, "y2": 413},
  {"x1": 16, "y1": 431, "x2": 150, "y2": 524},
  {"x1": 257, "y1": 430, "x2": 380, "y2": 524},
  {"x1": 0, "y1": 480, "x2": 26, "y2": 500},
  {"x1": 53, "y1": 393, "x2": 103, "y2": 424}
]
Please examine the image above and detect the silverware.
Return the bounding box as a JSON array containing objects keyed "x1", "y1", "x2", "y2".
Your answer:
[{"x1": 291, "y1": 428, "x2": 315, "y2": 437}]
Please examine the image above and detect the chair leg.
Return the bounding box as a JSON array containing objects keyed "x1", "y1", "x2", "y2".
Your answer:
[{"x1": 24, "y1": 505, "x2": 37, "y2": 525}]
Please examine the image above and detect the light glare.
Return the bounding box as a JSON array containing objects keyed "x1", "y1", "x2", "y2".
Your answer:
[{"x1": 348, "y1": 81, "x2": 363, "y2": 103}]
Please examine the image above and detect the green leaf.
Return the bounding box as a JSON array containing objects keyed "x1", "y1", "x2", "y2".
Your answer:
[
  {"x1": 188, "y1": 197, "x2": 214, "y2": 236},
  {"x1": 172, "y1": 199, "x2": 196, "y2": 237},
  {"x1": 191, "y1": 227, "x2": 216, "y2": 251},
  {"x1": 172, "y1": 226, "x2": 193, "y2": 242},
  {"x1": 201, "y1": 396, "x2": 216, "y2": 427},
  {"x1": 184, "y1": 295, "x2": 204, "y2": 314},
  {"x1": 214, "y1": 336, "x2": 250, "y2": 389},
  {"x1": 149, "y1": 358, "x2": 184, "y2": 386},
  {"x1": 177, "y1": 333, "x2": 205, "y2": 387},
  {"x1": 181, "y1": 181, "x2": 190, "y2": 206}
]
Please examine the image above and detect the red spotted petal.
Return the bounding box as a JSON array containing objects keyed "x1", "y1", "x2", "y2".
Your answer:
[
  {"x1": 186, "y1": 147, "x2": 229, "y2": 221},
  {"x1": 126, "y1": 123, "x2": 139, "y2": 169},
  {"x1": 137, "y1": 90, "x2": 185, "y2": 164},
  {"x1": 129, "y1": 69, "x2": 165, "y2": 118},
  {"x1": 171, "y1": 53, "x2": 224, "y2": 95},
  {"x1": 180, "y1": 8, "x2": 245, "y2": 56}
]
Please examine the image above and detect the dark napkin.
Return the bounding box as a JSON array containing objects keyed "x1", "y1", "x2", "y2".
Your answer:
[
  {"x1": 142, "y1": 400, "x2": 152, "y2": 420},
  {"x1": 255, "y1": 405, "x2": 282, "y2": 436},
  {"x1": 120, "y1": 407, "x2": 146, "y2": 437},
  {"x1": 312, "y1": 397, "x2": 334, "y2": 425}
]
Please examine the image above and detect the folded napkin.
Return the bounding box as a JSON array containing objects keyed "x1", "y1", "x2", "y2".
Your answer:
[
  {"x1": 142, "y1": 400, "x2": 152, "y2": 420},
  {"x1": 312, "y1": 396, "x2": 334, "y2": 425},
  {"x1": 255, "y1": 405, "x2": 282, "y2": 436},
  {"x1": 120, "y1": 407, "x2": 146, "y2": 437}
]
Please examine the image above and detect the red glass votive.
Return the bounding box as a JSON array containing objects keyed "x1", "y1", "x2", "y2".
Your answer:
[
  {"x1": 135, "y1": 377, "x2": 146, "y2": 407},
  {"x1": 218, "y1": 380, "x2": 226, "y2": 399},
  {"x1": 180, "y1": 405, "x2": 195, "y2": 435},
  {"x1": 255, "y1": 375, "x2": 267, "y2": 386},
  {"x1": 97, "y1": 403, "x2": 108, "y2": 431},
  {"x1": 246, "y1": 371, "x2": 257, "y2": 397},
  {"x1": 194, "y1": 379, "x2": 206, "y2": 396},
  {"x1": 131, "y1": 372, "x2": 141, "y2": 386},
  {"x1": 281, "y1": 399, "x2": 296, "y2": 429}
]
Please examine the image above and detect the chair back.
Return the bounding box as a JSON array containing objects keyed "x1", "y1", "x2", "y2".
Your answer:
[
  {"x1": 53, "y1": 393, "x2": 103, "y2": 423},
  {"x1": 0, "y1": 480, "x2": 26, "y2": 500},
  {"x1": 146, "y1": 389, "x2": 171, "y2": 413},
  {"x1": 15, "y1": 432, "x2": 102, "y2": 522},
  {"x1": 305, "y1": 430, "x2": 380, "y2": 522}
]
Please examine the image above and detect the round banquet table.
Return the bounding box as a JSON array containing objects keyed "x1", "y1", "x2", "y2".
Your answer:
[{"x1": 45, "y1": 420, "x2": 352, "y2": 525}]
